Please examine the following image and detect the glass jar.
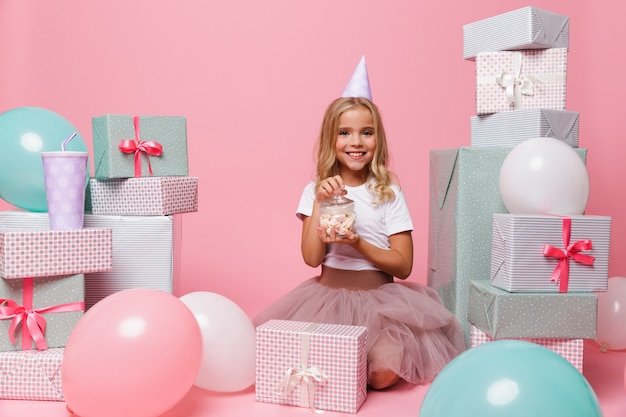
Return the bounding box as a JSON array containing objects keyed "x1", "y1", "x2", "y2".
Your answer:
[{"x1": 319, "y1": 194, "x2": 356, "y2": 238}]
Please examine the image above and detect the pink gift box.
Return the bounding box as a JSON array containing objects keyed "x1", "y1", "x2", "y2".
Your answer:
[
  {"x1": 88, "y1": 176, "x2": 198, "y2": 216},
  {"x1": 0, "y1": 228, "x2": 113, "y2": 279},
  {"x1": 470, "y1": 326, "x2": 583, "y2": 372},
  {"x1": 475, "y1": 48, "x2": 567, "y2": 115},
  {"x1": 0, "y1": 347, "x2": 64, "y2": 401},
  {"x1": 255, "y1": 319, "x2": 368, "y2": 414}
]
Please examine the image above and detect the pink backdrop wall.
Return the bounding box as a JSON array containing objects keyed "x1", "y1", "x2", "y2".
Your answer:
[{"x1": 1, "y1": 0, "x2": 623, "y2": 318}]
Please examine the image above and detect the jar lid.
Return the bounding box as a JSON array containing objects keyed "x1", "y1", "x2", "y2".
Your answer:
[{"x1": 320, "y1": 193, "x2": 354, "y2": 208}]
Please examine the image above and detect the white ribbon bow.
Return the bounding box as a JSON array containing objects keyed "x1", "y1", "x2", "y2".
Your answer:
[
  {"x1": 495, "y1": 52, "x2": 543, "y2": 109},
  {"x1": 278, "y1": 365, "x2": 329, "y2": 413}
]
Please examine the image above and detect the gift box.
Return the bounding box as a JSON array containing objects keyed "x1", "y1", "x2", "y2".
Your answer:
[
  {"x1": 0, "y1": 347, "x2": 64, "y2": 401},
  {"x1": 255, "y1": 320, "x2": 367, "y2": 414},
  {"x1": 491, "y1": 214, "x2": 610, "y2": 293},
  {"x1": 463, "y1": 6, "x2": 570, "y2": 60},
  {"x1": 428, "y1": 147, "x2": 587, "y2": 345},
  {"x1": 88, "y1": 176, "x2": 199, "y2": 216},
  {"x1": 476, "y1": 48, "x2": 568, "y2": 115},
  {"x1": 0, "y1": 275, "x2": 84, "y2": 352},
  {"x1": 0, "y1": 212, "x2": 181, "y2": 310},
  {"x1": 0, "y1": 228, "x2": 112, "y2": 279},
  {"x1": 471, "y1": 109, "x2": 579, "y2": 147},
  {"x1": 467, "y1": 280, "x2": 597, "y2": 340},
  {"x1": 92, "y1": 114, "x2": 188, "y2": 179},
  {"x1": 470, "y1": 326, "x2": 583, "y2": 372}
]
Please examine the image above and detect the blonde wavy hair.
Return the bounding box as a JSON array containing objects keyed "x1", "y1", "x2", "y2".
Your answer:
[{"x1": 314, "y1": 97, "x2": 396, "y2": 204}]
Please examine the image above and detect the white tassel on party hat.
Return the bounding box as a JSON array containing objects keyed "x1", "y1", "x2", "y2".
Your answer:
[{"x1": 341, "y1": 55, "x2": 372, "y2": 101}]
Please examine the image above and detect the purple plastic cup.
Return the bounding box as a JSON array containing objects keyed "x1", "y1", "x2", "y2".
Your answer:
[{"x1": 41, "y1": 151, "x2": 89, "y2": 230}]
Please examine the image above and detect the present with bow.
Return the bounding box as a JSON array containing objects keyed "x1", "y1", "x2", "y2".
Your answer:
[
  {"x1": 475, "y1": 48, "x2": 568, "y2": 115},
  {"x1": 490, "y1": 213, "x2": 611, "y2": 293},
  {"x1": 0, "y1": 275, "x2": 84, "y2": 352},
  {"x1": 92, "y1": 114, "x2": 188, "y2": 179},
  {"x1": 255, "y1": 319, "x2": 367, "y2": 414}
]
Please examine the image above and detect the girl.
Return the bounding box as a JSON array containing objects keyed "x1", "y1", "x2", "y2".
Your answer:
[{"x1": 254, "y1": 96, "x2": 465, "y2": 390}]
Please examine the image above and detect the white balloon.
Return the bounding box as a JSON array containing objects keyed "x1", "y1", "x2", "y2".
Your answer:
[
  {"x1": 499, "y1": 137, "x2": 589, "y2": 215},
  {"x1": 596, "y1": 277, "x2": 626, "y2": 351},
  {"x1": 179, "y1": 291, "x2": 256, "y2": 392}
]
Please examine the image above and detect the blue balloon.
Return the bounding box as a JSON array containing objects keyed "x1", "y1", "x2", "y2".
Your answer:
[
  {"x1": 0, "y1": 107, "x2": 88, "y2": 212},
  {"x1": 420, "y1": 340, "x2": 602, "y2": 417}
]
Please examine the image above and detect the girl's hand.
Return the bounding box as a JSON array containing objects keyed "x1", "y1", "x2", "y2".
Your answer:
[
  {"x1": 317, "y1": 226, "x2": 359, "y2": 245},
  {"x1": 316, "y1": 175, "x2": 346, "y2": 201}
]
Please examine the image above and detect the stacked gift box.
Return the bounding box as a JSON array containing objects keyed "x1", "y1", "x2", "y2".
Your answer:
[
  {"x1": 0, "y1": 113, "x2": 198, "y2": 401},
  {"x1": 0, "y1": 221, "x2": 113, "y2": 400},
  {"x1": 427, "y1": 6, "x2": 610, "y2": 371}
]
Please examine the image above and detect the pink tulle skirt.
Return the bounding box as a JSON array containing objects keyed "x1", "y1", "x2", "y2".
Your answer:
[{"x1": 253, "y1": 266, "x2": 466, "y2": 385}]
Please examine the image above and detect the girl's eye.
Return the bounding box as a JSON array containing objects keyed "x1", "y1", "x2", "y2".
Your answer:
[
  {"x1": 338, "y1": 130, "x2": 349, "y2": 136},
  {"x1": 363, "y1": 130, "x2": 374, "y2": 136}
]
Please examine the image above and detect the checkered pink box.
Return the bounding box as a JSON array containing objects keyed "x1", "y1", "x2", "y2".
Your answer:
[
  {"x1": 470, "y1": 325, "x2": 583, "y2": 372},
  {"x1": 255, "y1": 319, "x2": 368, "y2": 414},
  {"x1": 475, "y1": 48, "x2": 567, "y2": 115},
  {"x1": 0, "y1": 347, "x2": 64, "y2": 401},
  {"x1": 0, "y1": 228, "x2": 113, "y2": 279},
  {"x1": 89, "y1": 176, "x2": 198, "y2": 216}
]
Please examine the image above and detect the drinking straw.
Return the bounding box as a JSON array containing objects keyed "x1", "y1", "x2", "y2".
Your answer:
[{"x1": 62, "y1": 132, "x2": 77, "y2": 151}]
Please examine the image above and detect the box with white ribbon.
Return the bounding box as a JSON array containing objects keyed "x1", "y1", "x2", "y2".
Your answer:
[
  {"x1": 255, "y1": 319, "x2": 367, "y2": 414},
  {"x1": 490, "y1": 213, "x2": 611, "y2": 293},
  {"x1": 463, "y1": 6, "x2": 570, "y2": 60},
  {"x1": 475, "y1": 48, "x2": 567, "y2": 115}
]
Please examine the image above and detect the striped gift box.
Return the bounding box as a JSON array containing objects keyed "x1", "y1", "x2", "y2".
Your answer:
[
  {"x1": 471, "y1": 109, "x2": 579, "y2": 147},
  {"x1": 470, "y1": 326, "x2": 583, "y2": 372},
  {"x1": 491, "y1": 214, "x2": 611, "y2": 292},
  {"x1": 255, "y1": 320, "x2": 367, "y2": 414},
  {"x1": 0, "y1": 212, "x2": 181, "y2": 310},
  {"x1": 463, "y1": 6, "x2": 570, "y2": 60},
  {"x1": 476, "y1": 48, "x2": 568, "y2": 115},
  {"x1": 88, "y1": 176, "x2": 198, "y2": 216}
]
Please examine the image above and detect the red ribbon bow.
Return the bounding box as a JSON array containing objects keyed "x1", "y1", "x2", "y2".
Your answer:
[
  {"x1": 0, "y1": 278, "x2": 85, "y2": 350},
  {"x1": 543, "y1": 217, "x2": 594, "y2": 293},
  {"x1": 118, "y1": 115, "x2": 163, "y2": 177}
]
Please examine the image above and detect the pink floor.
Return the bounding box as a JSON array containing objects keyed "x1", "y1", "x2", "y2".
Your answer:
[{"x1": 1, "y1": 341, "x2": 625, "y2": 417}]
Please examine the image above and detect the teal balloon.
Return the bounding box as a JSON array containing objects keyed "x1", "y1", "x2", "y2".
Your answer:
[
  {"x1": 420, "y1": 340, "x2": 602, "y2": 417},
  {"x1": 0, "y1": 107, "x2": 88, "y2": 212}
]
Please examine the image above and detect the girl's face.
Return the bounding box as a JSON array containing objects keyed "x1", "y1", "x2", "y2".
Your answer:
[{"x1": 335, "y1": 106, "x2": 376, "y2": 185}]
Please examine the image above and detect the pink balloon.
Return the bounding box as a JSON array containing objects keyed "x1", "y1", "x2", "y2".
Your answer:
[
  {"x1": 596, "y1": 277, "x2": 626, "y2": 351},
  {"x1": 62, "y1": 289, "x2": 202, "y2": 417}
]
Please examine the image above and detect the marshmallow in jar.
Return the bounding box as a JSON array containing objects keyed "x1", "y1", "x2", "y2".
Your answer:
[{"x1": 319, "y1": 194, "x2": 356, "y2": 238}]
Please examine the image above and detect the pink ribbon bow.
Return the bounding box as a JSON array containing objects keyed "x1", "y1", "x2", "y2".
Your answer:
[
  {"x1": 543, "y1": 217, "x2": 594, "y2": 293},
  {"x1": 0, "y1": 278, "x2": 85, "y2": 350},
  {"x1": 118, "y1": 115, "x2": 163, "y2": 177}
]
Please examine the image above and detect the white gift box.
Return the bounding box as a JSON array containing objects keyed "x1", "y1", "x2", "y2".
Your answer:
[
  {"x1": 476, "y1": 48, "x2": 567, "y2": 115},
  {"x1": 255, "y1": 320, "x2": 367, "y2": 414},
  {"x1": 491, "y1": 214, "x2": 611, "y2": 293},
  {"x1": 471, "y1": 109, "x2": 579, "y2": 147},
  {"x1": 0, "y1": 212, "x2": 181, "y2": 309},
  {"x1": 470, "y1": 326, "x2": 583, "y2": 372},
  {"x1": 463, "y1": 6, "x2": 570, "y2": 60}
]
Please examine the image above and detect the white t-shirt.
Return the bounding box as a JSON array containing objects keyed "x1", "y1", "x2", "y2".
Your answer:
[{"x1": 296, "y1": 181, "x2": 414, "y2": 271}]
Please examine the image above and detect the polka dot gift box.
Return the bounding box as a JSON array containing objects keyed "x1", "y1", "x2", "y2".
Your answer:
[
  {"x1": 467, "y1": 280, "x2": 597, "y2": 340},
  {"x1": 87, "y1": 176, "x2": 198, "y2": 216},
  {"x1": 0, "y1": 347, "x2": 65, "y2": 401},
  {"x1": 92, "y1": 114, "x2": 188, "y2": 179},
  {"x1": 470, "y1": 326, "x2": 583, "y2": 373},
  {"x1": 255, "y1": 319, "x2": 367, "y2": 414}
]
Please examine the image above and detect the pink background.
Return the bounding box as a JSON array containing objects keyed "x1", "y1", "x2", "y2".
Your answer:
[
  {"x1": 3, "y1": 0, "x2": 622, "y2": 317},
  {"x1": 2, "y1": 1, "x2": 626, "y2": 416}
]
